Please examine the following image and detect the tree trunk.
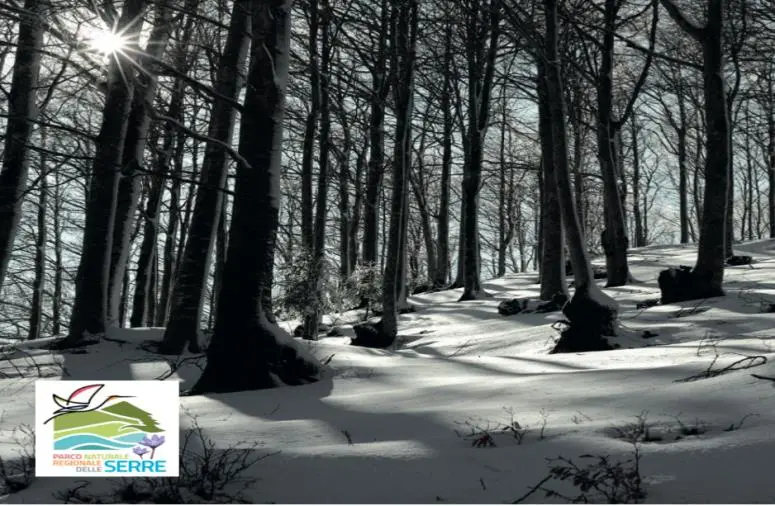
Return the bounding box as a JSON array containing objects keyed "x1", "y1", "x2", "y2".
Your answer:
[
  {"x1": 156, "y1": 132, "x2": 186, "y2": 325},
  {"x1": 302, "y1": 0, "x2": 333, "y2": 341},
  {"x1": 543, "y1": 0, "x2": 618, "y2": 353},
  {"x1": 131, "y1": 173, "x2": 162, "y2": 327},
  {"x1": 61, "y1": 0, "x2": 149, "y2": 347},
  {"x1": 596, "y1": 0, "x2": 630, "y2": 287},
  {"x1": 29, "y1": 130, "x2": 48, "y2": 340},
  {"x1": 160, "y1": 0, "x2": 251, "y2": 354},
  {"x1": 148, "y1": 249, "x2": 158, "y2": 324},
  {"x1": 536, "y1": 59, "x2": 568, "y2": 302},
  {"x1": 661, "y1": 0, "x2": 729, "y2": 295},
  {"x1": 459, "y1": 0, "x2": 499, "y2": 301},
  {"x1": 192, "y1": 0, "x2": 320, "y2": 394},
  {"x1": 131, "y1": 3, "x2": 195, "y2": 326},
  {"x1": 434, "y1": 19, "x2": 453, "y2": 288},
  {"x1": 378, "y1": 0, "x2": 417, "y2": 345},
  {"x1": 408, "y1": 159, "x2": 437, "y2": 285},
  {"x1": 570, "y1": 84, "x2": 586, "y2": 234},
  {"x1": 362, "y1": 0, "x2": 390, "y2": 271},
  {"x1": 631, "y1": 118, "x2": 645, "y2": 247},
  {"x1": 497, "y1": 87, "x2": 509, "y2": 278},
  {"x1": 210, "y1": 193, "x2": 229, "y2": 327},
  {"x1": 52, "y1": 166, "x2": 63, "y2": 336},
  {"x1": 768, "y1": 98, "x2": 775, "y2": 238},
  {"x1": 349, "y1": 144, "x2": 365, "y2": 274},
  {"x1": 300, "y1": 0, "x2": 320, "y2": 257},
  {"x1": 338, "y1": 118, "x2": 353, "y2": 280},
  {"x1": 0, "y1": 0, "x2": 47, "y2": 291},
  {"x1": 108, "y1": 3, "x2": 172, "y2": 325},
  {"x1": 678, "y1": 95, "x2": 689, "y2": 244},
  {"x1": 745, "y1": 104, "x2": 754, "y2": 240}
]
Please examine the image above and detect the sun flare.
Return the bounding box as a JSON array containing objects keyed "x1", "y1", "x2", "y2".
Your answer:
[{"x1": 84, "y1": 28, "x2": 127, "y2": 55}]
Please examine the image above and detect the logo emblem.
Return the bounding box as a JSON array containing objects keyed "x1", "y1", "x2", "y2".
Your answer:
[{"x1": 35, "y1": 381, "x2": 179, "y2": 477}]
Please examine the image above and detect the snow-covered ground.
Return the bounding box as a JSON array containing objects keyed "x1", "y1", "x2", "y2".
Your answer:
[{"x1": 3, "y1": 241, "x2": 775, "y2": 503}]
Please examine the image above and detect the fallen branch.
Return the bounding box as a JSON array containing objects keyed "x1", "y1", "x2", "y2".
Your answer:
[
  {"x1": 156, "y1": 354, "x2": 207, "y2": 381},
  {"x1": 677, "y1": 355, "x2": 767, "y2": 382},
  {"x1": 512, "y1": 475, "x2": 552, "y2": 503}
]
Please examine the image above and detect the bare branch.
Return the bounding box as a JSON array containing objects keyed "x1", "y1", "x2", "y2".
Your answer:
[{"x1": 658, "y1": 0, "x2": 704, "y2": 40}]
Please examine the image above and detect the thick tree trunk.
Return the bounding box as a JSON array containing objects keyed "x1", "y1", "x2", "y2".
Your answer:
[
  {"x1": 536, "y1": 59, "x2": 568, "y2": 302},
  {"x1": 377, "y1": 0, "x2": 417, "y2": 345},
  {"x1": 192, "y1": 0, "x2": 319, "y2": 394},
  {"x1": 160, "y1": 0, "x2": 251, "y2": 354},
  {"x1": 544, "y1": 0, "x2": 618, "y2": 353},
  {"x1": 596, "y1": 0, "x2": 630, "y2": 287},
  {"x1": 661, "y1": 0, "x2": 729, "y2": 295},
  {"x1": 0, "y1": 0, "x2": 47, "y2": 291},
  {"x1": 61, "y1": 0, "x2": 149, "y2": 347}
]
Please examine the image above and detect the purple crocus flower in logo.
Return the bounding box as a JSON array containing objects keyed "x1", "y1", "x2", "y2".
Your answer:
[
  {"x1": 132, "y1": 446, "x2": 149, "y2": 459},
  {"x1": 138, "y1": 434, "x2": 165, "y2": 459}
]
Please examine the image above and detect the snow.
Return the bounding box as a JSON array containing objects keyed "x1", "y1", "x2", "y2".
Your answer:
[{"x1": 3, "y1": 240, "x2": 775, "y2": 503}]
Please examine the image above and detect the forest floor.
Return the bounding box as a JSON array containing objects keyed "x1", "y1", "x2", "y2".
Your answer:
[{"x1": 3, "y1": 240, "x2": 775, "y2": 503}]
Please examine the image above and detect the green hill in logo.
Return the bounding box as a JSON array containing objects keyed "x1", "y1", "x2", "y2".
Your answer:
[{"x1": 53, "y1": 401, "x2": 164, "y2": 439}]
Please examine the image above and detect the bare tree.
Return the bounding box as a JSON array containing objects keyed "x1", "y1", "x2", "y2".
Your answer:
[
  {"x1": 59, "y1": 0, "x2": 150, "y2": 348},
  {"x1": 592, "y1": 0, "x2": 657, "y2": 286},
  {"x1": 377, "y1": 0, "x2": 418, "y2": 346},
  {"x1": 108, "y1": 1, "x2": 173, "y2": 326},
  {"x1": 192, "y1": 0, "x2": 320, "y2": 394},
  {"x1": 536, "y1": 58, "x2": 568, "y2": 302},
  {"x1": 160, "y1": 0, "x2": 251, "y2": 354},
  {"x1": 301, "y1": 0, "x2": 333, "y2": 340},
  {"x1": 543, "y1": 0, "x2": 619, "y2": 352},
  {"x1": 660, "y1": 0, "x2": 730, "y2": 296},
  {"x1": 0, "y1": 0, "x2": 47, "y2": 291},
  {"x1": 458, "y1": 0, "x2": 500, "y2": 301}
]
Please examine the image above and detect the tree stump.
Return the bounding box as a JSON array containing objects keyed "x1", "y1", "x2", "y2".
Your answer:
[
  {"x1": 351, "y1": 321, "x2": 394, "y2": 348},
  {"x1": 498, "y1": 298, "x2": 529, "y2": 316},
  {"x1": 550, "y1": 292, "x2": 616, "y2": 353},
  {"x1": 726, "y1": 255, "x2": 752, "y2": 266},
  {"x1": 658, "y1": 266, "x2": 725, "y2": 304}
]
